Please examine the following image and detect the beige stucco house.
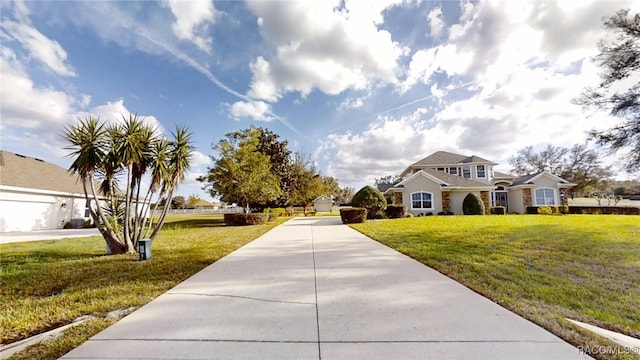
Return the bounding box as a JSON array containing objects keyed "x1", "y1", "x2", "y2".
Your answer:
[{"x1": 384, "y1": 151, "x2": 575, "y2": 215}]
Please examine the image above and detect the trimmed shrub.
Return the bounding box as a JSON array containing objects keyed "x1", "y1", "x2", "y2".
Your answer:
[
  {"x1": 384, "y1": 204, "x2": 406, "y2": 219},
  {"x1": 527, "y1": 206, "x2": 571, "y2": 215},
  {"x1": 537, "y1": 206, "x2": 553, "y2": 215},
  {"x1": 567, "y1": 206, "x2": 640, "y2": 215},
  {"x1": 490, "y1": 206, "x2": 506, "y2": 215},
  {"x1": 340, "y1": 208, "x2": 367, "y2": 224},
  {"x1": 352, "y1": 186, "x2": 387, "y2": 219},
  {"x1": 224, "y1": 213, "x2": 270, "y2": 226},
  {"x1": 462, "y1": 193, "x2": 484, "y2": 215},
  {"x1": 437, "y1": 211, "x2": 454, "y2": 215}
]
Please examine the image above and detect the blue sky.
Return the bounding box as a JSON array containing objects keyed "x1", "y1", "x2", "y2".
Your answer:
[{"x1": 1, "y1": 0, "x2": 638, "y2": 200}]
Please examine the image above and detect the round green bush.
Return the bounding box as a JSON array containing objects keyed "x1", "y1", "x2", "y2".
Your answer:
[
  {"x1": 462, "y1": 193, "x2": 484, "y2": 215},
  {"x1": 352, "y1": 186, "x2": 387, "y2": 219}
]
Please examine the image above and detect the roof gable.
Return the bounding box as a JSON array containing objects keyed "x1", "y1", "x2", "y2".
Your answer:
[
  {"x1": 397, "y1": 169, "x2": 449, "y2": 187},
  {"x1": 511, "y1": 171, "x2": 574, "y2": 187},
  {"x1": 0, "y1": 150, "x2": 85, "y2": 194},
  {"x1": 398, "y1": 169, "x2": 493, "y2": 189}
]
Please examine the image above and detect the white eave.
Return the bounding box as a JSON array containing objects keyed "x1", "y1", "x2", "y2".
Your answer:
[{"x1": 0, "y1": 184, "x2": 86, "y2": 198}]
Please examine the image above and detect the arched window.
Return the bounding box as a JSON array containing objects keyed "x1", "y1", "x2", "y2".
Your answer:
[
  {"x1": 411, "y1": 192, "x2": 433, "y2": 210},
  {"x1": 535, "y1": 188, "x2": 556, "y2": 205}
]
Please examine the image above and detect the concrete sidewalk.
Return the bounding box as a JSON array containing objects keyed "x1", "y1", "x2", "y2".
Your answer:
[{"x1": 61, "y1": 217, "x2": 589, "y2": 359}]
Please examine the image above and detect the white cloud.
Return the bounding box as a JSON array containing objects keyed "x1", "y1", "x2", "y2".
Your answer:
[
  {"x1": 245, "y1": 0, "x2": 407, "y2": 101},
  {"x1": 227, "y1": 100, "x2": 274, "y2": 122},
  {"x1": 338, "y1": 96, "x2": 365, "y2": 111},
  {"x1": 318, "y1": 109, "x2": 459, "y2": 185},
  {"x1": 0, "y1": 47, "x2": 77, "y2": 129},
  {"x1": 190, "y1": 150, "x2": 212, "y2": 167},
  {"x1": 1, "y1": 15, "x2": 76, "y2": 76},
  {"x1": 87, "y1": 99, "x2": 165, "y2": 135},
  {"x1": 426, "y1": 7, "x2": 444, "y2": 38},
  {"x1": 165, "y1": 0, "x2": 218, "y2": 53}
]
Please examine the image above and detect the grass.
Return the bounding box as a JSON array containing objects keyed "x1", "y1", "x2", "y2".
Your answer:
[
  {"x1": 0, "y1": 213, "x2": 288, "y2": 359},
  {"x1": 351, "y1": 215, "x2": 640, "y2": 360}
]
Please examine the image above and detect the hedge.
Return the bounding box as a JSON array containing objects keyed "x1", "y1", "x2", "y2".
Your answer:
[
  {"x1": 384, "y1": 204, "x2": 406, "y2": 219},
  {"x1": 490, "y1": 206, "x2": 506, "y2": 215},
  {"x1": 526, "y1": 206, "x2": 639, "y2": 215},
  {"x1": 567, "y1": 206, "x2": 640, "y2": 215},
  {"x1": 224, "y1": 213, "x2": 271, "y2": 226},
  {"x1": 340, "y1": 208, "x2": 367, "y2": 224}
]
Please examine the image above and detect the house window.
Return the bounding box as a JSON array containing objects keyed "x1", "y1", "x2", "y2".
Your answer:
[
  {"x1": 449, "y1": 167, "x2": 458, "y2": 175},
  {"x1": 535, "y1": 188, "x2": 556, "y2": 205},
  {"x1": 476, "y1": 165, "x2": 486, "y2": 178},
  {"x1": 462, "y1": 166, "x2": 471, "y2": 178},
  {"x1": 437, "y1": 167, "x2": 445, "y2": 172},
  {"x1": 411, "y1": 192, "x2": 433, "y2": 210}
]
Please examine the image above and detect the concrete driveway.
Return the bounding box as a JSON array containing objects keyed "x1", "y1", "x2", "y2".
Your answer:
[{"x1": 61, "y1": 217, "x2": 589, "y2": 359}]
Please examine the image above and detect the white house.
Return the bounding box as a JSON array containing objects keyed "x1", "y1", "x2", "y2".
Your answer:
[
  {"x1": 0, "y1": 151, "x2": 89, "y2": 231},
  {"x1": 384, "y1": 151, "x2": 576, "y2": 215}
]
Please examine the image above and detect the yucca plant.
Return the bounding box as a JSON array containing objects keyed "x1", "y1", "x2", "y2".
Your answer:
[{"x1": 63, "y1": 114, "x2": 194, "y2": 254}]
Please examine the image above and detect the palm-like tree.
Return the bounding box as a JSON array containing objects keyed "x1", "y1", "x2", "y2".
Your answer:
[
  {"x1": 148, "y1": 126, "x2": 194, "y2": 240},
  {"x1": 63, "y1": 115, "x2": 193, "y2": 254}
]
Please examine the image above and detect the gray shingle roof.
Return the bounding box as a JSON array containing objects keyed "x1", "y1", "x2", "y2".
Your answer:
[
  {"x1": 459, "y1": 155, "x2": 494, "y2": 164},
  {"x1": 511, "y1": 172, "x2": 540, "y2": 186},
  {"x1": 421, "y1": 168, "x2": 494, "y2": 188},
  {"x1": 409, "y1": 151, "x2": 497, "y2": 168},
  {"x1": 409, "y1": 151, "x2": 468, "y2": 167},
  {"x1": 0, "y1": 150, "x2": 85, "y2": 194}
]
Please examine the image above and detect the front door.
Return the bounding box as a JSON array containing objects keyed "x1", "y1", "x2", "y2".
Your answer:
[{"x1": 493, "y1": 191, "x2": 508, "y2": 211}]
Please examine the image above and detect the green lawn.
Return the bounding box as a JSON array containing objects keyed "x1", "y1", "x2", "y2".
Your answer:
[
  {"x1": 351, "y1": 215, "x2": 640, "y2": 360},
  {"x1": 0, "y1": 213, "x2": 287, "y2": 359}
]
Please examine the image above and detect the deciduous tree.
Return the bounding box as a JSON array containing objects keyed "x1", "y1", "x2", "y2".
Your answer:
[
  {"x1": 510, "y1": 144, "x2": 612, "y2": 196},
  {"x1": 578, "y1": 9, "x2": 640, "y2": 172},
  {"x1": 198, "y1": 127, "x2": 282, "y2": 211}
]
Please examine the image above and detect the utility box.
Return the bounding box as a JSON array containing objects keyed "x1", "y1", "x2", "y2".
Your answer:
[{"x1": 139, "y1": 239, "x2": 152, "y2": 260}]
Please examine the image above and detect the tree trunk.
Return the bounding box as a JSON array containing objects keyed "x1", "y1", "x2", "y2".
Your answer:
[
  {"x1": 149, "y1": 188, "x2": 175, "y2": 241},
  {"x1": 84, "y1": 176, "x2": 134, "y2": 254}
]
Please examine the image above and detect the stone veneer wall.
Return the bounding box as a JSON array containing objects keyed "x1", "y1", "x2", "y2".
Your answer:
[
  {"x1": 442, "y1": 191, "x2": 451, "y2": 213},
  {"x1": 523, "y1": 188, "x2": 533, "y2": 207},
  {"x1": 393, "y1": 192, "x2": 403, "y2": 205},
  {"x1": 480, "y1": 191, "x2": 490, "y2": 215}
]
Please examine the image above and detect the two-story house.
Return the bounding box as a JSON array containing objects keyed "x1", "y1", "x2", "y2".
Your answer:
[{"x1": 384, "y1": 151, "x2": 575, "y2": 215}]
